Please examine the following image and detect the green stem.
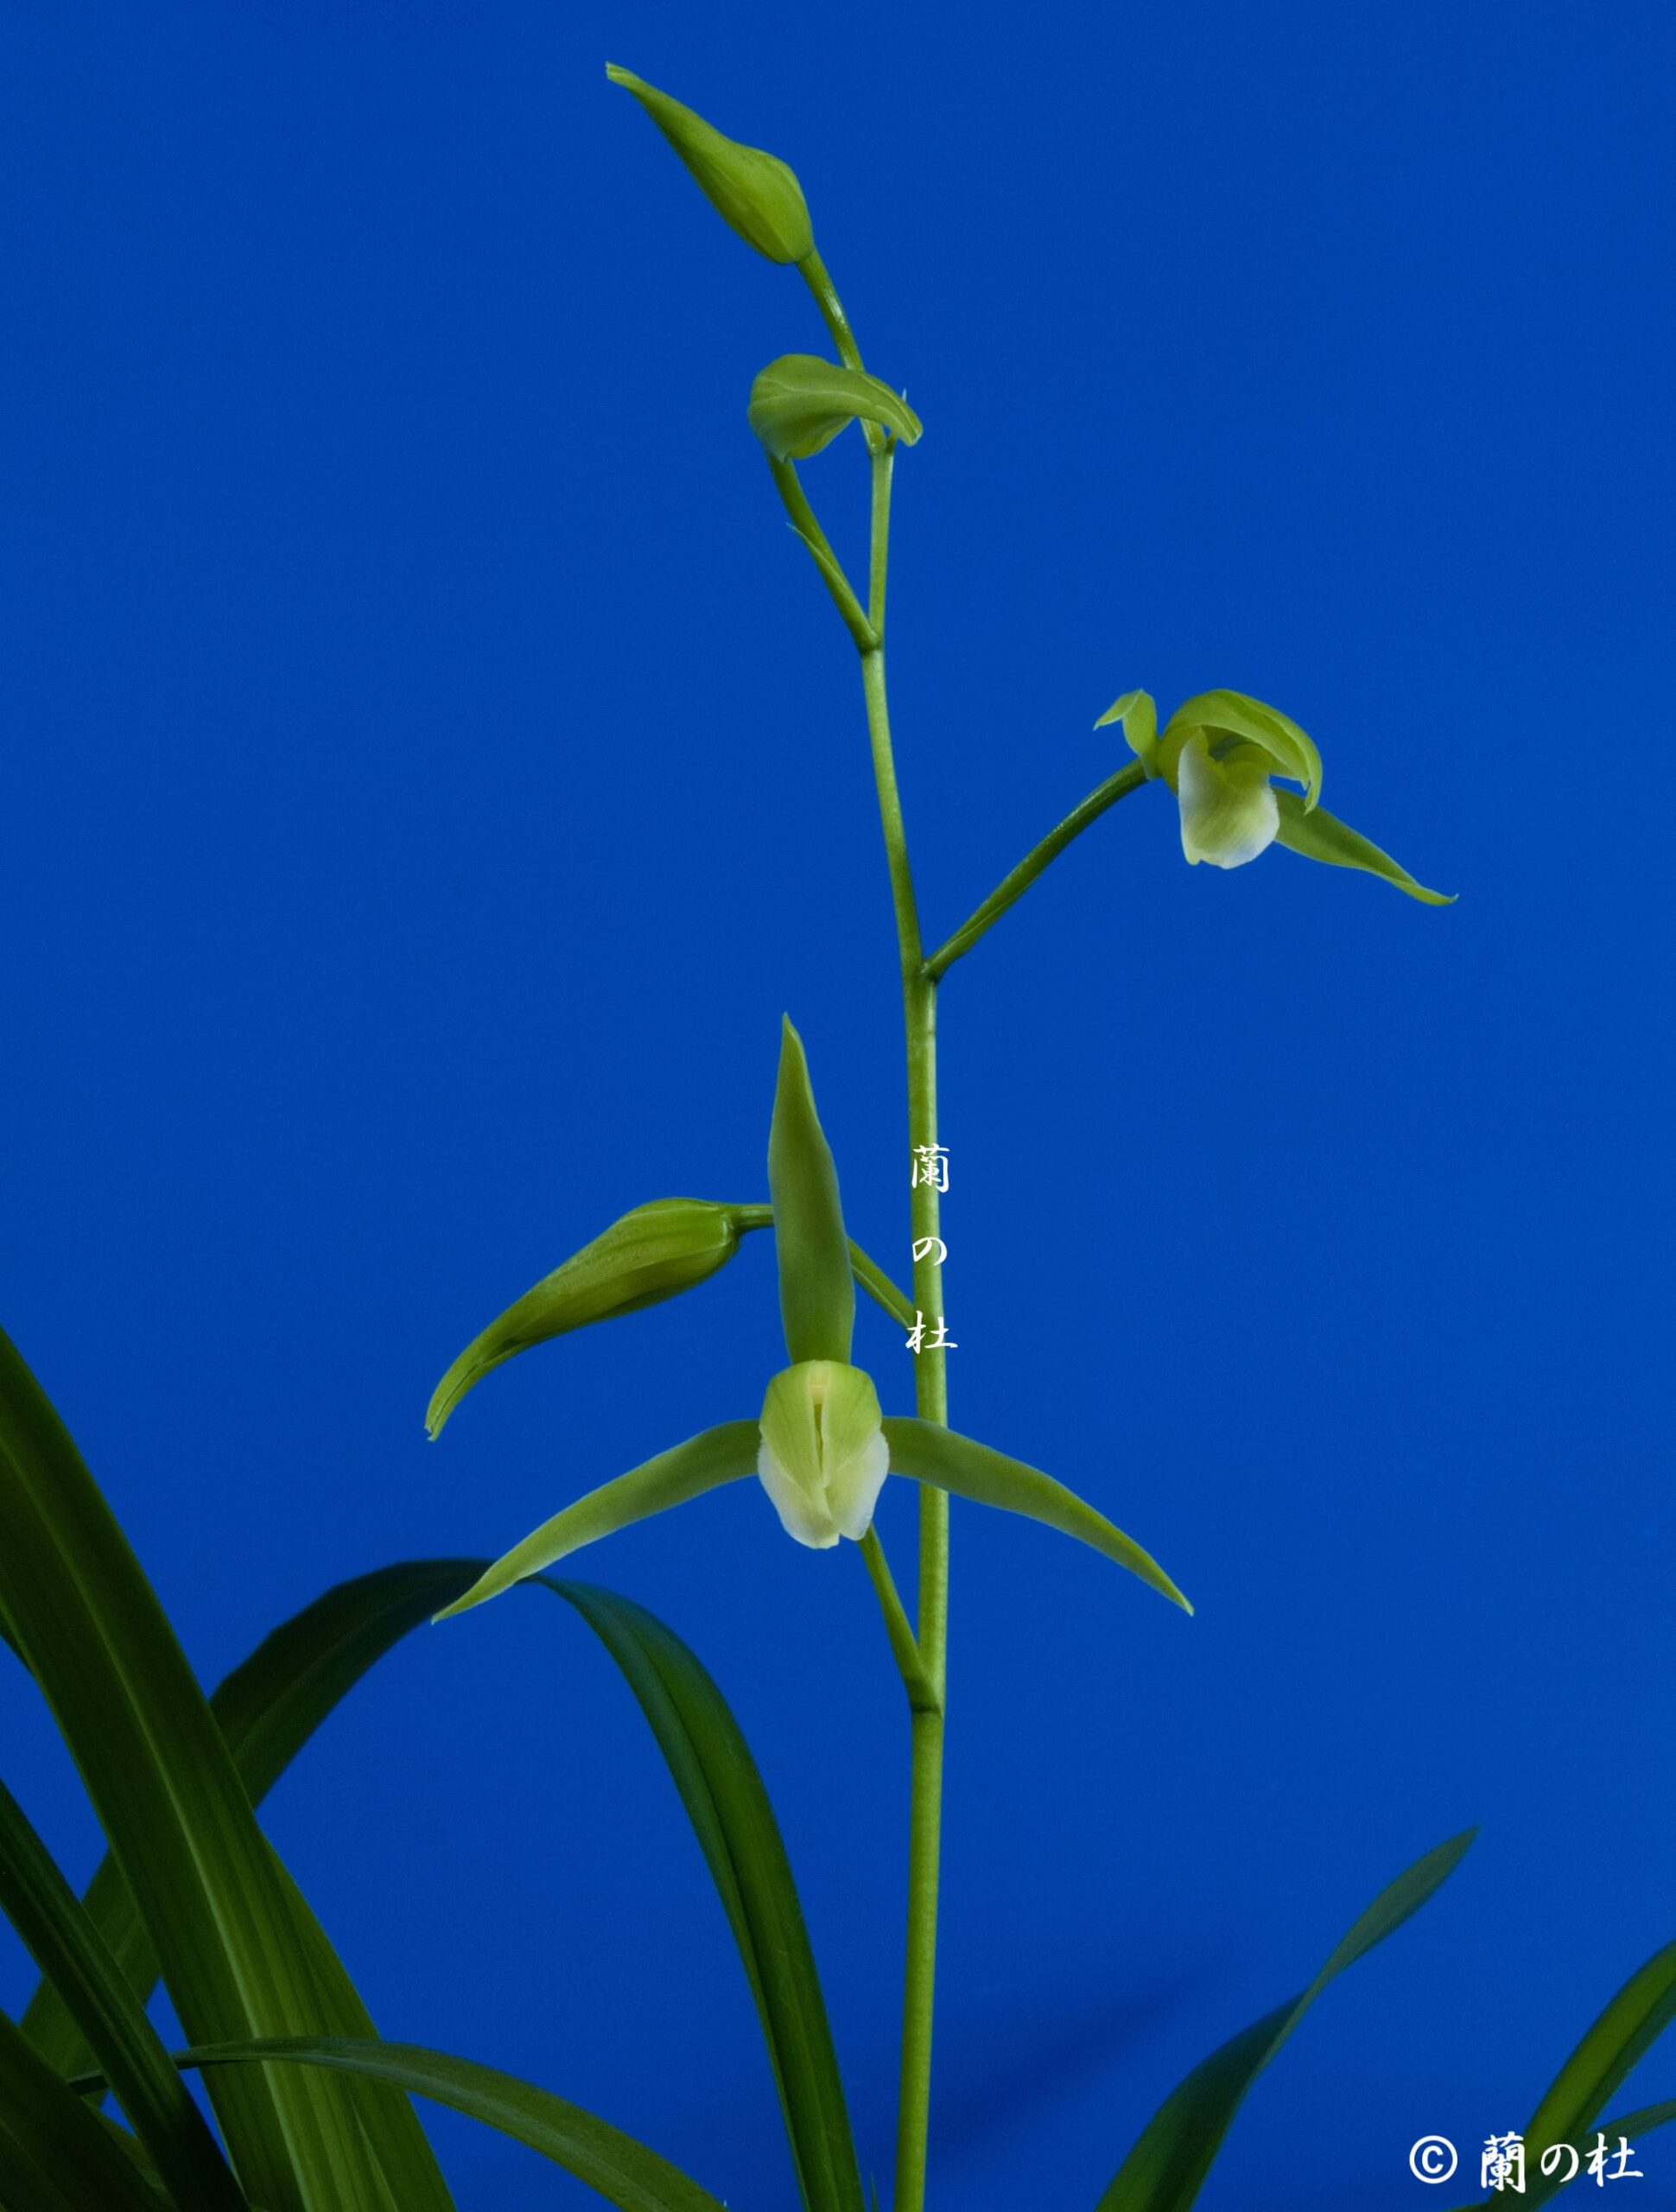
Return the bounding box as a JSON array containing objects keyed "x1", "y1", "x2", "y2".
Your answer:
[
  {"x1": 798, "y1": 248, "x2": 884, "y2": 455},
  {"x1": 860, "y1": 1529, "x2": 939, "y2": 1713},
  {"x1": 858, "y1": 440, "x2": 948, "y2": 2212},
  {"x1": 848, "y1": 1239, "x2": 915, "y2": 1329},
  {"x1": 924, "y1": 759, "x2": 1152, "y2": 980},
  {"x1": 768, "y1": 458, "x2": 878, "y2": 653}
]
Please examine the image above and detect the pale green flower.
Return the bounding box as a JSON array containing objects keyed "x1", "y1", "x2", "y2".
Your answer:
[
  {"x1": 1098, "y1": 686, "x2": 1451, "y2": 902},
  {"x1": 756, "y1": 1359, "x2": 891, "y2": 1548}
]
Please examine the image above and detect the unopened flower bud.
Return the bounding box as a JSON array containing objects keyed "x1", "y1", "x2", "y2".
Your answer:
[
  {"x1": 606, "y1": 66, "x2": 815, "y2": 265},
  {"x1": 427, "y1": 1198, "x2": 756, "y2": 1437}
]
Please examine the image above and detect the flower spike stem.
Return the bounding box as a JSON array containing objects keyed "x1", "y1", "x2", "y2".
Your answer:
[
  {"x1": 924, "y1": 756, "x2": 1152, "y2": 982},
  {"x1": 798, "y1": 246, "x2": 883, "y2": 454},
  {"x1": 853, "y1": 426, "x2": 949, "y2": 2212}
]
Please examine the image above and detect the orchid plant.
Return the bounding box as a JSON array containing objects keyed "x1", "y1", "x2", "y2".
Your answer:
[{"x1": 3, "y1": 61, "x2": 1676, "y2": 2212}]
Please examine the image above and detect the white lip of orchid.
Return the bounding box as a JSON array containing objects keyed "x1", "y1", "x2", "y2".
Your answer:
[
  {"x1": 756, "y1": 1358, "x2": 891, "y2": 1549},
  {"x1": 1175, "y1": 729, "x2": 1281, "y2": 869}
]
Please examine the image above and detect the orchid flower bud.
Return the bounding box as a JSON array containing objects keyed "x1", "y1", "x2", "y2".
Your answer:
[
  {"x1": 426, "y1": 1198, "x2": 760, "y2": 1437},
  {"x1": 606, "y1": 66, "x2": 815, "y2": 265},
  {"x1": 756, "y1": 1360, "x2": 890, "y2": 1548}
]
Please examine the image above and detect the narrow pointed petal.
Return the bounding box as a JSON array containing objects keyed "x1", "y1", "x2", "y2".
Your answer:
[
  {"x1": 1273, "y1": 790, "x2": 1454, "y2": 904},
  {"x1": 768, "y1": 1018, "x2": 855, "y2": 1364},
  {"x1": 880, "y1": 1417, "x2": 1190, "y2": 1611},
  {"x1": 1176, "y1": 733, "x2": 1279, "y2": 869},
  {"x1": 434, "y1": 1421, "x2": 761, "y2": 1619}
]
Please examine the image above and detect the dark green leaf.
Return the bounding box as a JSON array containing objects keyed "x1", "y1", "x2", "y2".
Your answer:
[
  {"x1": 768, "y1": 1017, "x2": 855, "y2": 1364},
  {"x1": 1095, "y1": 1829, "x2": 1475, "y2": 2211},
  {"x1": 879, "y1": 1418, "x2": 1190, "y2": 1611},
  {"x1": 0, "y1": 1773, "x2": 247, "y2": 2209},
  {"x1": 72, "y1": 2034, "x2": 723, "y2": 2212},
  {"x1": 749, "y1": 359, "x2": 921, "y2": 463},
  {"x1": 538, "y1": 1580, "x2": 866, "y2": 2212},
  {"x1": 0, "y1": 2006, "x2": 168, "y2": 2212},
  {"x1": 22, "y1": 1558, "x2": 471, "y2": 2212},
  {"x1": 0, "y1": 1326, "x2": 427, "y2": 2212},
  {"x1": 1522, "y1": 1939, "x2": 1676, "y2": 2202}
]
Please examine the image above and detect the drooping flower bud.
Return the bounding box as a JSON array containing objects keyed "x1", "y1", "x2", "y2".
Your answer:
[
  {"x1": 427, "y1": 1198, "x2": 759, "y2": 1437},
  {"x1": 756, "y1": 1360, "x2": 890, "y2": 1548},
  {"x1": 606, "y1": 66, "x2": 815, "y2": 265}
]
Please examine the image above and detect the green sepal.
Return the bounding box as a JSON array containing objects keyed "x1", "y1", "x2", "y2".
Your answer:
[
  {"x1": 433, "y1": 1421, "x2": 761, "y2": 1619},
  {"x1": 748, "y1": 357, "x2": 922, "y2": 462},
  {"x1": 427, "y1": 1198, "x2": 763, "y2": 1438},
  {"x1": 879, "y1": 1417, "x2": 1190, "y2": 1611},
  {"x1": 606, "y1": 66, "x2": 814, "y2": 265},
  {"x1": 768, "y1": 1018, "x2": 855, "y2": 1364},
  {"x1": 1161, "y1": 690, "x2": 1322, "y2": 809},
  {"x1": 1094, "y1": 690, "x2": 1159, "y2": 776},
  {"x1": 1273, "y1": 790, "x2": 1453, "y2": 904},
  {"x1": 1095, "y1": 1828, "x2": 1475, "y2": 2212}
]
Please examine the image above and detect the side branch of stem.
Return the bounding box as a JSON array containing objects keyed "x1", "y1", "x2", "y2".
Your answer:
[{"x1": 924, "y1": 757, "x2": 1152, "y2": 979}]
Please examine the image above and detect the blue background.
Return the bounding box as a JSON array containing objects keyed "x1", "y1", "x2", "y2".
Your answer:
[{"x1": 2, "y1": 3, "x2": 1672, "y2": 2205}]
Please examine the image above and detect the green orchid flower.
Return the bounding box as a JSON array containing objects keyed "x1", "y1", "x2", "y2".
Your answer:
[
  {"x1": 430, "y1": 1020, "x2": 1189, "y2": 1620},
  {"x1": 1098, "y1": 686, "x2": 1451, "y2": 902}
]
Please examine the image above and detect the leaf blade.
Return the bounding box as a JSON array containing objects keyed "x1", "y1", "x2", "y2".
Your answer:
[
  {"x1": 0, "y1": 1326, "x2": 421, "y2": 2211},
  {"x1": 0, "y1": 2005, "x2": 171, "y2": 2212},
  {"x1": 540, "y1": 1580, "x2": 866, "y2": 2212},
  {"x1": 0, "y1": 1773, "x2": 248, "y2": 2210},
  {"x1": 1522, "y1": 1939, "x2": 1676, "y2": 2199},
  {"x1": 1095, "y1": 1830, "x2": 1474, "y2": 2212}
]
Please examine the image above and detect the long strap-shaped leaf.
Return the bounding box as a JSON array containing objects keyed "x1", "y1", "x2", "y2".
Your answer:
[
  {"x1": 1511, "y1": 1937, "x2": 1676, "y2": 2206},
  {"x1": 1095, "y1": 1828, "x2": 1475, "y2": 2211},
  {"x1": 1439, "y1": 2100, "x2": 1676, "y2": 2211},
  {"x1": 0, "y1": 1326, "x2": 410, "y2": 2212},
  {"x1": 22, "y1": 1559, "x2": 478, "y2": 2078},
  {"x1": 22, "y1": 1554, "x2": 863, "y2": 2212},
  {"x1": 881, "y1": 1418, "x2": 1190, "y2": 1612},
  {"x1": 536, "y1": 1579, "x2": 867, "y2": 2212},
  {"x1": 161, "y1": 2037, "x2": 726, "y2": 2212},
  {"x1": 0, "y1": 1773, "x2": 248, "y2": 2209},
  {"x1": 0, "y1": 2005, "x2": 167, "y2": 2212}
]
